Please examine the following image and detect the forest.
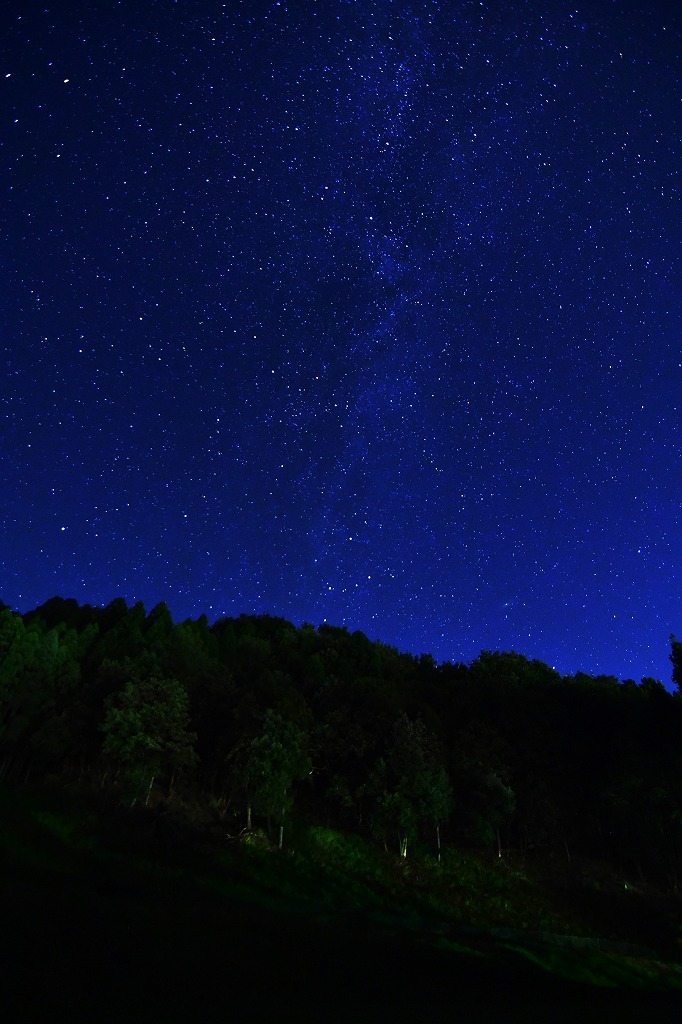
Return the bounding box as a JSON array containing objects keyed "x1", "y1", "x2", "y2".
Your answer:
[
  {"x1": 2, "y1": 594, "x2": 682, "y2": 881},
  {"x1": 3, "y1": 595, "x2": 682, "y2": 1017}
]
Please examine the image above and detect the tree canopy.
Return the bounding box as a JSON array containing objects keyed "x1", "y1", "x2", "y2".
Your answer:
[{"x1": 1, "y1": 596, "x2": 681, "y2": 886}]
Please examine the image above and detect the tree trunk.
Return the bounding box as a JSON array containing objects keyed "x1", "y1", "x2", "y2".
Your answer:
[
  {"x1": 279, "y1": 806, "x2": 285, "y2": 850},
  {"x1": 145, "y1": 774, "x2": 155, "y2": 806},
  {"x1": 246, "y1": 801, "x2": 252, "y2": 831},
  {"x1": 400, "y1": 836, "x2": 408, "y2": 859},
  {"x1": 436, "y1": 823, "x2": 441, "y2": 864}
]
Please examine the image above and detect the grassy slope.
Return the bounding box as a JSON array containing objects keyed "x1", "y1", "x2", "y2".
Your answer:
[{"x1": 1, "y1": 784, "x2": 681, "y2": 1022}]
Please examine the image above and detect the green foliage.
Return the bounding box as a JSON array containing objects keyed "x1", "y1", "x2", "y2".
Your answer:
[
  {"x1": 232, "y1": 708, "x2": 311, "y2": 829},
  {"x1": 3, "y1": 595, "x2": 682, "y2": 893},
  {"x1": 101, "y1": 673, "x2": 197, "y2": 803},
  {"x1": 467, "y1": 768, "x2": 516, "y2": 850},
  {"x1": 366, "y1": 714, "x2": 451, "y2": 856},
  {"x1": 0, "y1": 611, "x2": 87, "y2": 767}
]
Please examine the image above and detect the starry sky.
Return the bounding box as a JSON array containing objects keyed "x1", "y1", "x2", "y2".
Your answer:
[{"x1": 2, "y1": 0, "x2": 680, "y2": 684}]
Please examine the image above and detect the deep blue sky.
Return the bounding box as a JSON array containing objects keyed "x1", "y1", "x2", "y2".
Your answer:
[{"x1": 2, "y1": 1, "x2": 680, "y2": 684}]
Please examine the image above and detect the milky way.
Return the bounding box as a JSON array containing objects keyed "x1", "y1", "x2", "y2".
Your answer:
[{"x1": 2, "y1": 1, "x2": 680, "y2": 683}]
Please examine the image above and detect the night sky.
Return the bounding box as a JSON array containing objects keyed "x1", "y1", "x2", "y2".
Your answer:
[{"x1": 2, "y1": 1, "x2": 680, "y2": 684}]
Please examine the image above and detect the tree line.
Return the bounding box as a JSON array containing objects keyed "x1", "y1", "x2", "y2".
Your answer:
[{"x1": 1, "y1": 596, "x2": 681, "y2": 884}]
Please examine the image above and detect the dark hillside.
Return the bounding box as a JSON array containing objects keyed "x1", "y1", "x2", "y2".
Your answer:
[
  {"x1": 1, "y1": 784, "x2": 681, "y2": 1022},
  {"x1": 2, "y1": 599, "x2": 682, "y2": 1018}
]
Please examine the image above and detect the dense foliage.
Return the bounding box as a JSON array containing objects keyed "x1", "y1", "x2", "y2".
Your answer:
[{"x1": 2, "y1": 596, "x2": 681, "y2": 888}]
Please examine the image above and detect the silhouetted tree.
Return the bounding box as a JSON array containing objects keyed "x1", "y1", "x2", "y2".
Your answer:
[{"x1": 671, "y1": 635, "x2": 682, "y2": 694}]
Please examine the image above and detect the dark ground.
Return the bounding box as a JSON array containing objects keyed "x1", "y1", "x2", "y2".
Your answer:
[{"x1": 2, "y1": 787, "x2": 681, "y2": 1022}]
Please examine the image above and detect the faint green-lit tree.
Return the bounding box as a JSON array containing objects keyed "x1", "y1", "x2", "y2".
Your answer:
[
  {"x1": 101, "y1": 674, "x2": 197, "y2": 806},
  {"x1": 231, "y1": 708, "x2": 311, "y2": 849},
  {"x1": 366, "y1": 715, "x2": 452, "y2": 860}
]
